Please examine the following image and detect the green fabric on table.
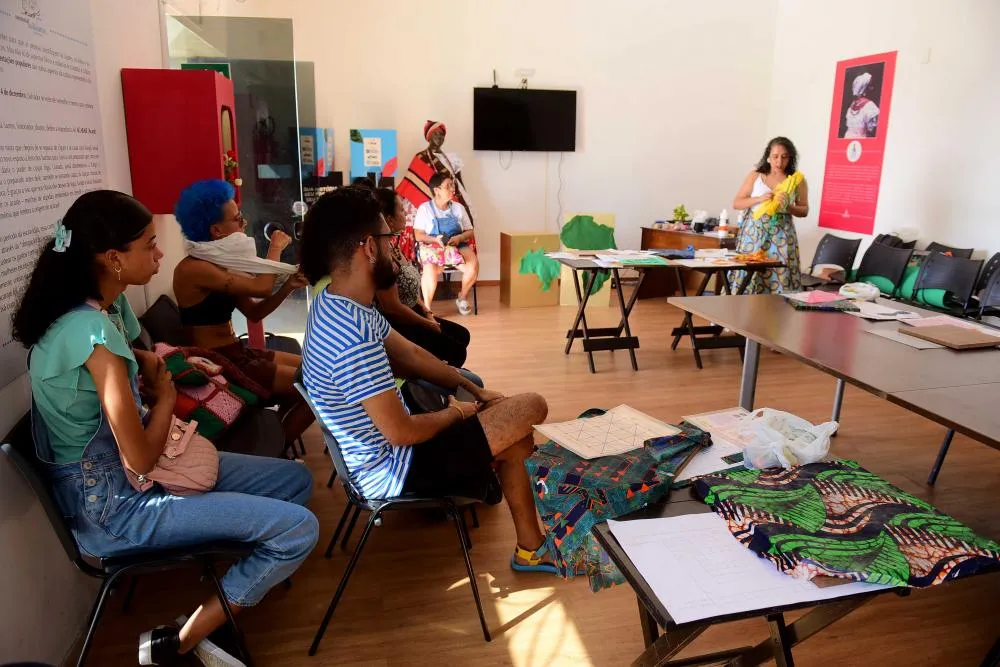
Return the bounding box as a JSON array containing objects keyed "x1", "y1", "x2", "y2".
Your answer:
[
  {"x1": 693, "y1": 459, "x2": 1000, "y2": 588},
  {"x1": 560, "y1": 215, "x2": 616, "y2": 251},
  {"x1": 560, "y1": 215, "x2": 616, "y2": 294}
]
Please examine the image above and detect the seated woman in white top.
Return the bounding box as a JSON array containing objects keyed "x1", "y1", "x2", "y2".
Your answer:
[{"x1": 412, "y1": 172, "x2": 479, "y2": 315}]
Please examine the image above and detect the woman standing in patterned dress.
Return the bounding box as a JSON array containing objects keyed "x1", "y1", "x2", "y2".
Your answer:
[{"x1": 730, "y1": 137, "x2": 810, "y2": 294}]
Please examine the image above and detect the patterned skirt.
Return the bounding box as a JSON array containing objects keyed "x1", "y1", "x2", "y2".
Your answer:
[
  {"x1": 729, "y1": 212, "x2": 802, "y2": 294},
  {"x1": 418, "y1": 242, "x2": 468, "y2": 267}
]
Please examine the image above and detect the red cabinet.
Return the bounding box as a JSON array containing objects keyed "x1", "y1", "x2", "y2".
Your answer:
[{"x1": 121, "y1": 68, "x2": 238, "y2": 214}]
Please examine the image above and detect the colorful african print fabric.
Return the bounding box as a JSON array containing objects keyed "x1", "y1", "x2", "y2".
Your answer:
[
  {"x1": 729, "y1": 212, "x2": 801, "y2": 294},
  {"x1": 693, "y1": 459, "x2": 1000, "y2": 588},
  {"x1": 527, "y1": 410, "x2": 704, "y2": 591}
]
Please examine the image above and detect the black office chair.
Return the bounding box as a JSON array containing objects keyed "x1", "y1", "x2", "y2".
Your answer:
[
  {"x1": 925, "y1": 241, "x2": 974, "y2": 259},
  {"x1": 800, "y1": 233, "x2": 862, "y2": 288},
  {"x1": 1, "y1": 416, "x2": 254, "y2": 667},
  {"x1": 855, "y1": 243, "x2": 913, "y2": 296},
  {"x1": 294, "y1": 384, "x2": 491, "y2": 656},
  {"x1": 907, "y1": 252, "x2": 983, "y2": 313}
]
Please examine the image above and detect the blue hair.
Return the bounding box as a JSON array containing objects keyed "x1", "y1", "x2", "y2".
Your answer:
[{"x1": 174, "y1": 179, "x2": 235, "y2": 242}]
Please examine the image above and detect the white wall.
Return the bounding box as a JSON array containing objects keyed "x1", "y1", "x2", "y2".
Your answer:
[
  {"x1": 765, "y1": 0, "x2": 1000, "y2": 264},
  {"x1": 170, "y1": 0, "x2": 778, "y2": 279},
  {"x1": 0, "y1": 1, "x2": 162, "y2": 663}
]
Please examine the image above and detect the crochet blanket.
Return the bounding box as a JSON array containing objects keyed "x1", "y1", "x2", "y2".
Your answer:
[{"x1": 152, "y1": 343, "x2": 270, "y2": 441}]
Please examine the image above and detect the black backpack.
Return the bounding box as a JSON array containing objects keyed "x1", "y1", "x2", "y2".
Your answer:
[{"x1": 873, "y1": 233, "x2": 917, "y2": 250}]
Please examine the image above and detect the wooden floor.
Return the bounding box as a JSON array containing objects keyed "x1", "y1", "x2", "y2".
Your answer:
[{"x1": 89, "y1": 287, "x2": 1000, "y2": 666}]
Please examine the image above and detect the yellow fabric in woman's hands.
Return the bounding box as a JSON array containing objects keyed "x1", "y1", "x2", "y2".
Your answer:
[{"x1": 752, "y1": 171, "x2": 804, "y2": 220}]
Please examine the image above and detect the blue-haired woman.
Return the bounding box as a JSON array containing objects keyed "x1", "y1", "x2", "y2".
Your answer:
[{"x1": 172, "y1": 179, "x2": 311, "y2": 442}]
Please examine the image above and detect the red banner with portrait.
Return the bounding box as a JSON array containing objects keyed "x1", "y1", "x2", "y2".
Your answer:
[{"x1": 818, "y1": 51, "x2": 897, "y2": 234}]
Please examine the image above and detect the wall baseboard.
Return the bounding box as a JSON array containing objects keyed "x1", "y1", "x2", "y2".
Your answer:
[{"x1": 442, "y1": 279, "x2": 498, "y2": 287}]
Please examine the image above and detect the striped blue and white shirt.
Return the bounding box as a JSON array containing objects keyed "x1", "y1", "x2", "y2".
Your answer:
[{"x1": 302, "y1": 290, "x2": 412, "y2": 499}]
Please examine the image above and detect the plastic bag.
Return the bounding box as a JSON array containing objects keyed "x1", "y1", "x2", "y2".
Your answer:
[
  {"x1": 740, "y1": 408, "x2": 838, "y2": 470},
  {"x1": 839, "y1": 282, "x2": 880, "y2": 302}
]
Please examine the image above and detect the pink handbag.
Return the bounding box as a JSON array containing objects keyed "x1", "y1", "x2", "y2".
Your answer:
[{"x1": 123, "y1": 417, "x2": 220, "y2": 496}]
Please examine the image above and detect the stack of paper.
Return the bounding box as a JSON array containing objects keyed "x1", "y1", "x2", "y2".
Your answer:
[
  {"x1": 674, "y1": 408, "x2": 751, "y2": 481},
  {"x1": 608, "y1": 514, "x2": 890, "y2": 624}
]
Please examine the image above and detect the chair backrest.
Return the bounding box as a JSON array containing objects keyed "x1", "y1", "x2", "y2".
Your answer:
[
  {"x1": 914, "y1": 253, "x2": 984, "y2": 309},
  {"x1": 138, "y1": 294, "x2": 186, "y2": 346},
  {"x1": 975, "y1": 252, "x2": 1000, "y2": 295},
  {"x1": 979, "y1": 267, "x2": 1000, "y2": 315},
  {"x1": 809, "y1": 233, "x2": 863, "y2": 273},
  {"x1": 293, "y1": 383, "x2": 368, "y2": 504},
  {"x1": 856, "y1": 243, "x2": 913, "y2": 294},
  {"x1": 926, "y1": 241, "x2": 974, "y2": 259},
  {"x1": 1, "y1": 414, "x2": 99, "y2": 577}
]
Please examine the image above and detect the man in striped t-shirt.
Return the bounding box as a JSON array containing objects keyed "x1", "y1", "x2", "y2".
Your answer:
[{"x1": 300, "y1": 186, "x2": 561, "y2": 575}]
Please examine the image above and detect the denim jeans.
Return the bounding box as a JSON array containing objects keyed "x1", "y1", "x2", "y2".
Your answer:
[{"x1": 33, "y1": 381, "x2": 319, "y2": 607}]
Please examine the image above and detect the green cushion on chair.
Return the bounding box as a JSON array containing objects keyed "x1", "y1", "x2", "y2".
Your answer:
[
  {"x1": 858, "y1": 275, "x2": 896, "y2": 295},
  {"x1": 897, "y1": 265, "x2": 920, "y2": 301},
  {"x1": 916, "y1": 288, "x2": 950, "y2": 309}
]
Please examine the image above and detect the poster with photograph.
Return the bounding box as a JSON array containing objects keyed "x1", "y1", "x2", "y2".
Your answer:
[{"x1": 818, "y1": 51, "x2": 897, "y2": 234}]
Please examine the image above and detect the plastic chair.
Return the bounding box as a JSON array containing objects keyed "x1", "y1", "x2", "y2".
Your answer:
[
  {"x1": 970, "y1": 253, "x2": 1000, "y2": 317},
  {"x1": 976, "y1": 265, "x2": 1000, "y2": 319},
  {"x1": 855, "y1": 243, "x2": 913, "y2": 296},
  {"x1": 1, "y1": 416, "x2": 254, "y2": 667},
  {"x1": 925, "y1": 241, "x2": 974, "y2": 259},
  {"x1": 294, "y1": 384, "x2": 491, "y2": 655},
  {"x1": 800, "y1": 234, "x2": 862, "y2": 288},
  {"x1": 909, "y1": 252, "x2": 983, "y2": 312}
]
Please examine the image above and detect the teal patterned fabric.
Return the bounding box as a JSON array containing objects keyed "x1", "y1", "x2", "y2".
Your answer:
[{"x1": 526, "y1": 409, "x2": 704, "y2": 591}]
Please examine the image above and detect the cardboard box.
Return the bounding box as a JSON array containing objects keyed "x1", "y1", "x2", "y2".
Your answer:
[{"x1": 500, "y1": 232, "x2": 561, "y2": 307}]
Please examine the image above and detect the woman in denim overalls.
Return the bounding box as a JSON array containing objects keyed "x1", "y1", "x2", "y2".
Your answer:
[
  {"x1": 412, "y1": 173, "x2": 479, "y2": 315},
  {"x1": 12, "y1": 191, "x2": 319, "y2": 666}
]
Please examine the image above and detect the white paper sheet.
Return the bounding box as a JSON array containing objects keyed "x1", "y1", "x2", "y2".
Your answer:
[
  {"x1": 545, "y1": 251, "x2": 580, "y2": 260},
  {"x1": 534, "y1": 405, "x2": 679, "y2": 459},
  {"x1": 674, "y1": 436, "x2": 744, "y2": 481},
  {"x1": 608, "y1": 514, "x2": 890, "y2": 625},
  {"x1": 845, "y1": 301, "x2": 922, "y2": 321},
  {"x1": 866, "y1": 327, "x2": 943, "y2": 349},
  {"x1": 682, "y1": 407, "x2": 757, "y2": 448}
]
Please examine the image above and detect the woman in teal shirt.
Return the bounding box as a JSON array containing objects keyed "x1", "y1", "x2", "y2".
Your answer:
[{"x1": 12, "y1": 190, "x2": 318, "y2": 666}]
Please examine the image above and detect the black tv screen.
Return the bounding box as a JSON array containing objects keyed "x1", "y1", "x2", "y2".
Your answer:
[{"x1": 473, "y1": 87, "x2": 577, "y2": 152}]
